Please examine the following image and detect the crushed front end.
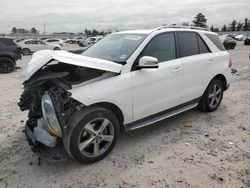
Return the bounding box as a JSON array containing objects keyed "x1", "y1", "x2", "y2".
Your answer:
[{"x1": 18, "y1": 61, "x2": 106, "y2": 160}]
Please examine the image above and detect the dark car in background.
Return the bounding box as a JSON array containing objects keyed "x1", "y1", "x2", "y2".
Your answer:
[
  {"x1": 244, "y1": 36, "x2": 250, "y2": 45},
  {"x1": 220, "y1": 37, "x2": 237, "y2": 50},
  {"x1": 0, "y1": 37, "x2": 21, "y2": 73}
]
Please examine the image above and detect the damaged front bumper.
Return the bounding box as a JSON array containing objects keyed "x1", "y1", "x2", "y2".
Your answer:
[
  {"x1": 24, "y1": 92, "x2": 67, "y2": 160},
  {"x1": 25, "y1": 118, "x2": 67, "y2": 161}
]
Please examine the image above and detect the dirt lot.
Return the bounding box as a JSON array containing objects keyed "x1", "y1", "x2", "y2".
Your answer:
[{"x1": 0, "y1": 43, "x2": 249, "y2": 188}]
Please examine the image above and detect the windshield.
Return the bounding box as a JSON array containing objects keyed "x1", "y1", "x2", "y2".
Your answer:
[{"x1": 82, "y1": 33, "x2": 147, "y2": 64}]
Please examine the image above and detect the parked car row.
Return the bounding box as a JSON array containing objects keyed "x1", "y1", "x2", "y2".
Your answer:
[
  {"x1": 221, "y1": 34, "x2": 248, "y2": 41},
  {"x1": 13, "y1": 36, "x2": 104, "y2": 56},
  {"x1": 78, "y1": 36, "x2": 103, "y2": 47},
  {"x1": 17, "y1": 39, "x2": 63, "y2": 55}
]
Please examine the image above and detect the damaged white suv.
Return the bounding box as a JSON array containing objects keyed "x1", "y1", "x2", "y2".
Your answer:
[{"x1": 19, "y1": 26, "x2": 232, "y2": 163}]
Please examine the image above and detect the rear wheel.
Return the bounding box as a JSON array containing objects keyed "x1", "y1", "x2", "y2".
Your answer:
[
  {"x1": 22, "y1": 48, "x2": 31, "y2": 55},
  {"x1": 0, "y1": 57, "x2": 15, "y2": 73},
  {"x1": 198, "y1": 79, "x2": 224, "y2": 112},
  {"x1": 63, "y1": 106, "x2": 120, "y2": 163}
]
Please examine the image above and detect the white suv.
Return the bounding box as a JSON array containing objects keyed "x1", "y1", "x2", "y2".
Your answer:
[{"x1": 19, "y1": 26, "x2": 232, "y2": 163}]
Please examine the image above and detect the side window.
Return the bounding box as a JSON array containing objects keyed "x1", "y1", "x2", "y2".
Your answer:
[
  {"x1": 197, "y1": 34, "x2": 210, "y2": 54},
  {"x1": 141, "y1": 33, "x2": 176, "y2": 63},
  {"x1": 25, "y1": 41, "x2": 31, "y2": 44},
  {"x1": 178, "y1": 32, "x2": 199, "y2": 57},
  {"x1": 205, "y1": 34, "x2": 225, "y2": 51},
  {"x1": 29, "y1": 40, "x2": 36, "y2": 44}
]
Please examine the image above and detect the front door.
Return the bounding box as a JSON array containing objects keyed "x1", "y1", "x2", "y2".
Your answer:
[{"x1": 131, "y1": 32, "x2": 183, "y2": 121}]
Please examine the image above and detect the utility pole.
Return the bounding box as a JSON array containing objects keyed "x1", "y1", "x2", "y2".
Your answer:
[{"x1": 43, "y1": 23, "x2": 46, "y2": 37}]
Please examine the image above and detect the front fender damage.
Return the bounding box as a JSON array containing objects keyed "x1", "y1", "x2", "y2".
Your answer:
[{"x1": 18, "y1": 51, "x2": 119, "y2": 160}]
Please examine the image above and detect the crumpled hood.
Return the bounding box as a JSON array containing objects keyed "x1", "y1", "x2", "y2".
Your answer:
[{"x1": 20, "y1": 50, "x2": 122, "y2": 81}]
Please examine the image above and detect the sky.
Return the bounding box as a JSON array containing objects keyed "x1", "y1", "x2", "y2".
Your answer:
[{"x1": 0, "y1": 0, "x2": 249, "y2": 33}]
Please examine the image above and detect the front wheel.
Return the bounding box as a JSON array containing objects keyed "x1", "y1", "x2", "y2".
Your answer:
[
  {"x1": 198, "y1": 79, "x2": 224, "y2": 112},
  {"x1": 22, "y1": 48, "x2": 31, "y2": 55},
  {"x1": 63, "y1": 106, "x2": 120, "y2": 163},
  {"x1": 0, "y1": 57, "x2": 15, "y2": 73}
]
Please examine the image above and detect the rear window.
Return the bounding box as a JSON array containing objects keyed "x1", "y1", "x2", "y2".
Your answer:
[
  {"x1": 205, "y1": 34, "x2": 225, "y2": 51},
  {"x1": 178, "y1": 32, "x2": 199, "y2": 57},
  {"x1": 0, "y1": 38, "x2": 17, "y2": 46}
]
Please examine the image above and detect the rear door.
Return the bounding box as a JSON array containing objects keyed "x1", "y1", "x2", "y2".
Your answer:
[
  {"x1": 177, "y1": 32, "x2": 214, "y2": 103},
  {"x1": 25, "y1": 40, "x2": 39, "y2": 52}
]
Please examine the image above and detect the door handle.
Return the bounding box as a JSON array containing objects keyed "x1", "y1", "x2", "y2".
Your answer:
[{"x1": 172, "y1": 66, "x2": 181, "y2": 73}]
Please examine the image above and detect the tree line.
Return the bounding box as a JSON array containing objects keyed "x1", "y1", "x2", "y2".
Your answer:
[
  {"x1": 189, "y1": 13, "x2": 250, "y2": 32},
  {"x1": 11, "y1": 27, "x2": 39, "y2": 34}
]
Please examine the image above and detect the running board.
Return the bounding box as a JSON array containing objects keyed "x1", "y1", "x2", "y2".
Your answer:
[{"x1": 124, "y1": 102, "x2": 198, "y2": 132}]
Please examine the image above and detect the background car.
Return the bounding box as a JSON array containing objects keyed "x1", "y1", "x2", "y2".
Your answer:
[
  {"x1": 68, "y1": 37, "x2": 86, "y2": 44},
  {"x1": 0, "y1": 37, "x2": 21, "y2": 73},
  {"x1": 235, "y1": 34, "x2": 246, "y2": 41},
  {"x1": 221, "y1": 37, "x2": 237, "y2": 50},
  {"x1": 18, "y1": 39, "x2": 63, "y2": 55},
  {"x1": 61, "y1": 38, "x2": 70, "y2": 43},
  {"x1": 244, "y1": 36, "x2": 250, "y2": 45},
  {"x1": 44, "y1": 38, "x2": 64, "y2": 46},
  {"x1": 78, "y1": 36, "x2": 103, "y2": 47}
]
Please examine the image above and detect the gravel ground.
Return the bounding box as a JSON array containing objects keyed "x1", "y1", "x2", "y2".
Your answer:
[{"x1": 0, "y1": 43, "x2": 249, "y2": 188}]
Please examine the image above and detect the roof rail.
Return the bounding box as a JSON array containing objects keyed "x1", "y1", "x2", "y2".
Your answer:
[{"x1": 155, "y1": 25, "x2": 210, "y2": 31}]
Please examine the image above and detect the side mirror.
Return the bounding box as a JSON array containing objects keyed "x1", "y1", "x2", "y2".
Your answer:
[{"x1": 137, "y1": 56, "x2": 159, "y2": 69}]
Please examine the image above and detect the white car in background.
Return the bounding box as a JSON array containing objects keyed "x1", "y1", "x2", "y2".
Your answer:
[
  {"x1": 235, "y1": 34, "x2": 246, "y2": 41},
  {"x1": 18, "y1": 39, "x2": 63, "y2": 55},
  {"x1": 44, "y1": 38, "x2": 64, "y2": 47}
]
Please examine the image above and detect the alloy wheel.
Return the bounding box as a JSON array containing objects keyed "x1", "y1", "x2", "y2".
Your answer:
[
  {"x1": 78, "y1": 118, "x2": 114, "y2": 157},
  {"x1": 208, "y1": 83, "x2": 222, "y2": 109}
]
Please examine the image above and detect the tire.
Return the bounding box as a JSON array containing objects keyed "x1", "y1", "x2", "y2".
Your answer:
[
  {"x1": 22, "y1": 48, "x2": 31, "y2": 55},
  {"x1": 63, "y1": 106, "x2": 120, "y2": 163},
  {"x1": 54, "y1": 47, "x2": 60, "y2": 50},
  {"x1": 0, "y1": 57, "x2": 15, "y2": 73},
  {"x1": 198, "y1": 79, "x2": 224, "y2": 112}
]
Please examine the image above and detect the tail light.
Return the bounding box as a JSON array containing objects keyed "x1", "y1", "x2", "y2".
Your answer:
[{"x1": 229, "y1": 56, "x2": 233, "y2": 68}]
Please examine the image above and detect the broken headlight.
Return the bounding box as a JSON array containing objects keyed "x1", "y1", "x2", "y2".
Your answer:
[{"x1": 41, "y1": 92, "x2": 62, "y2": 137}]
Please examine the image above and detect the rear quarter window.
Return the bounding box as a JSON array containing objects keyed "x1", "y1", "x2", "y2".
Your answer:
[
  {"x1": 197, "y1": 34, "x2": 211, "y2": 54},
  {"x1": 205, "y1": 34, "x2": 225, "y2": 51}
]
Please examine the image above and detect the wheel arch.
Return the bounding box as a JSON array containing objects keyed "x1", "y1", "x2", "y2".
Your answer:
[
  {"x1": 22, "y1": 47, "x2": 31, "y2": 54},
  {"x1": 212, "y1": 74, "x2": 228, "y2": 91},
  {"x1": 90, "y1": 102, "x2": 124, "y2": 127}
]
